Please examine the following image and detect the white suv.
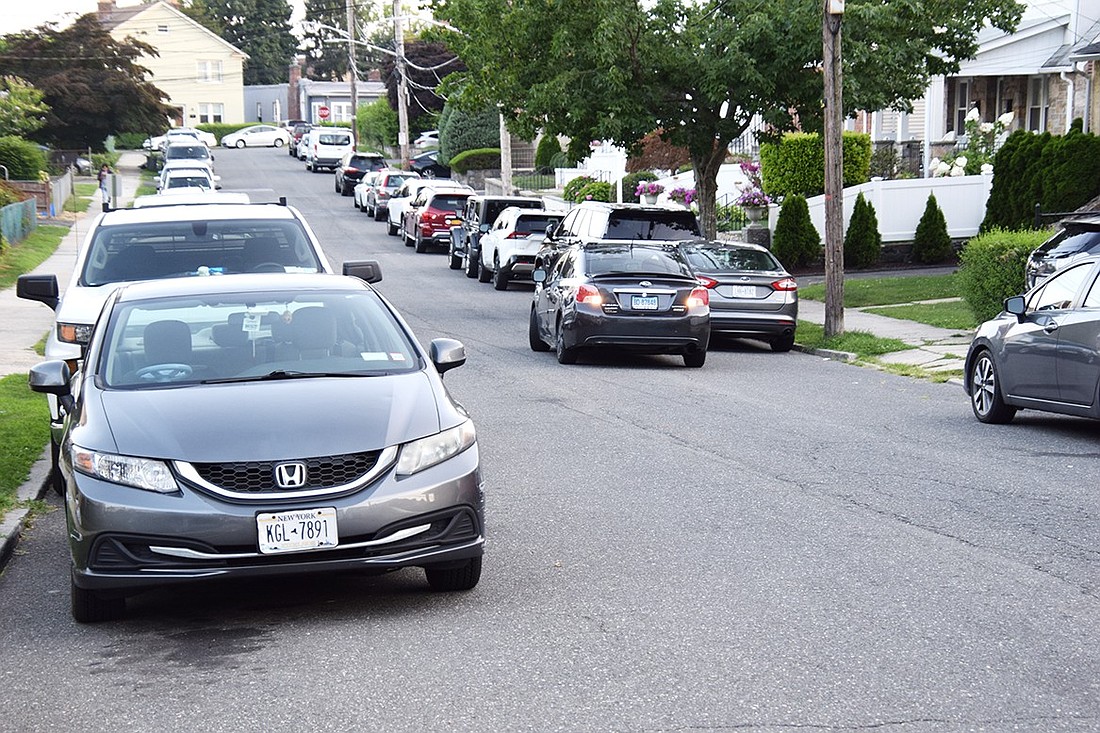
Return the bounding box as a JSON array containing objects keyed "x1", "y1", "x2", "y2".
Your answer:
[
  {"x1": 477, "y1": 208, "x2": 566, "y2": 290},
  {"x1": 17, "y1": 201, "x2": 339, "y2": 491}
]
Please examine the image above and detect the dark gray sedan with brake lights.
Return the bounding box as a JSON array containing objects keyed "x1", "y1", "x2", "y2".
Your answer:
[{"x1": 30, "y1": 272, "x2": 484, "y2": 622}]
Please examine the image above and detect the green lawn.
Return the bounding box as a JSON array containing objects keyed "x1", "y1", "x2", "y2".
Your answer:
[
  {"x1": 799, "y1": 273, "x2": 959, "y2": 307},
  {"x1": 64, "y1": 182, "x2": 99, "y2": 214},
  {"x1": 0, "y1": 373, "x2": 50, "y2": 515},
  {"x1": 795, "y1": 321, "x2": 913, "y2": 357},
  {"x1": 863, "y1": 300, "x2": 979, "y2": 330},
  {"x1": 0, "y1": 225, "x2": 70, "y2": 291}
]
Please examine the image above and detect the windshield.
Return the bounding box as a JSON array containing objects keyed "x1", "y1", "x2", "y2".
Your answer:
[
  {"x1": 81, "y1": 218, "x2": 323, "y2": 285},
  {"x1": 585, "y1": 246, "x2": 694, "y2": 278},
  {"x1": 681, "y1": 244, "x2": 782, "y2": 273},
  {"x1": 99, "y1": 289, "x2": 420, "y2": 388}
]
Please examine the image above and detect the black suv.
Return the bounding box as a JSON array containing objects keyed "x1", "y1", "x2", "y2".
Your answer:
[
  {"x1": 1025, "y1": 215, "x2": 1100, "y2": 289},
  {"x1": 534, "y1": 201, "x2": 702, "y2": 272},
  {"x1": 450, "y1": 195, "x2": 545, "y2": 276},
  {"x1": 334, "y1": 152, "x2": 387, "y2": 196}
]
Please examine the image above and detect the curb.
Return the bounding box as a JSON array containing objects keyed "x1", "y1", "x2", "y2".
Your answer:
[
  {"x1": 794, "y1": 344, "x2": 857, "y2": 362},
  {"x1": 0, "y1": 446, "x2": 52, "y2": 573}
]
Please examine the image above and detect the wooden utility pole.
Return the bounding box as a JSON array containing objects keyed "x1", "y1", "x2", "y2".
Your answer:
[
  {"x1": 499, "y1": 112, "x2": 513, "y2": 194},
  {"x1": 823, "y1": 0, "x2": 845, "y2": 337},
  {"x1": 394, "y1": 0, "x2": 410, "y2": 167},
  {"x1": 346, "y1": 0, "x2": 358, "y2": 148}
]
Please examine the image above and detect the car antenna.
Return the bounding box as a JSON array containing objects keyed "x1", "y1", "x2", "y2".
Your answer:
[{"x1": 278, "y1": 196, "x2": 287, "y2": 206}]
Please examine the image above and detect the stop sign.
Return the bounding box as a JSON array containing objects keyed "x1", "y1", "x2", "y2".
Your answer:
[{"x1": 318, "y1": 106, "x2": 330, "y2": 120}]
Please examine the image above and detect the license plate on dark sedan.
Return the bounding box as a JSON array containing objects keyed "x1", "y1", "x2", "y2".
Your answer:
[
  {"x1": 257, "y1": 507, "x2": 338, "y2": 554},
  {"x1": 632, "y1": 295, "x2": 659, "y2": 310}
]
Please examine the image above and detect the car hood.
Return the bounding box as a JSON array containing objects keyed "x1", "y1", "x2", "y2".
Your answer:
[
  {"x1": 90, "y1": 372, "x2": 444, "y2": 462},
  {"x1": 57, "y1": 281, "x2": 121, "y2": 325}
]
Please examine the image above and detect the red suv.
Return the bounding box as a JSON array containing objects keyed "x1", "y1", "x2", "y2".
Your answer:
[{"x1": 402, "y1": 186, "x2": 474, "y2": 253}]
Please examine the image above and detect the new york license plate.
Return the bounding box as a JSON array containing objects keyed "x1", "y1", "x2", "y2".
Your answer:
[
  {"x1": 632, "y1": 295, "x2": 659, "y2": 310},
  {"x1": 257, "y1": 507, "x2": 338, "y2": 554}
]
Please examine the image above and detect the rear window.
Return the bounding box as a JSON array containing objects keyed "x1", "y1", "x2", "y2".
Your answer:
[
  {"x1": 680, "y1": 244, "x2": 782, "y2": 273},
  {"x1": 82, "y1": 219, "x2": 323, "y2": 285},
  {"x1": 485, "y1": 199, "x2": 541, "y2": 224},
  {"x1": 319, "y1": 133, "x2": 351, "y2": 146},
  {"x1": 515, "y1": 215, "x2": 563, "y2": 235},
  {"x1": 585, "y1": 247, "x2": 694, "y2": 278},
  {"x1": 351, "y1": 155, "x2": 384, "y2": 170},
  {"x1": 429, "y1": 194, "x2": 471, "y2": 212},
  {"x1": 381, "y1": 174, "x2": 414, "y2": 188},
  {"x1": 165, "y1": 145, "x2": 210, "y2": 161},
  {"x1": 604, "y1": 211, "x2": 700, "y2": 240}
]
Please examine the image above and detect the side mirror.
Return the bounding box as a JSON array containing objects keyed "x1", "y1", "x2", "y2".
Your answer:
[
  {"x1": 1005, "y1": 295, "x2": 1026, "y2": 322},
  {"x1": 532, "y1": 269, "x2": 546, "y2": 283},
  {"x1": 545, "y1": 224, "x2": 556, "y2": 237},
  {"x1": 17, "y1": 274, "x2": 60, "y2": 310},
  {"x1": 429, "y1": 338, "x2": 466, "y2": 374},
  {"x1": 29, "y1": 360, "x2": 75, "y2": 413},
  {"x1": 479, "y1": 223, "x2": 491, "y2": 233},
  {"x1": 343, "y1": 260, "x2": 383, "y2": 284}
]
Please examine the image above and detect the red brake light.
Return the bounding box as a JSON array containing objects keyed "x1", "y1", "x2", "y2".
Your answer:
[
  {"x1": 686, "y1": 287, "x2": 709, "y2": 309},
  {"x1": 576, "y1": 284, "x2": 603, "y2": 306},
  {"x1": 771, "y1": 277, "x2": 797, "y2": 292},
  {"x1": 697, "y1": 276, "x2": 719, "y2": 289}
]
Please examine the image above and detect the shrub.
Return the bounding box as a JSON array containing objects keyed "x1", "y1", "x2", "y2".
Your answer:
[
  {"x1": 772, "y1": 194, "x2": 821, "y2": 269},
  {"x1": 759, "y1": 131, "x2": 872, "y2": 199},
  {"x1": 0, "y1": 180, "x2": 27, "y2": 207},
  {"x1": 0, "y1": 136, "x2": 47, "y2": 179},
  {"x1": 196, "y1": 122, "x2": 257, "y2": 144},
  {"x1": 911, "y1": 194, "x2": 953, "y2": 264},
  {"x1": 359, "y1": 97, "x2": 398, "y2": 150},
  {"x1": 449, "y1": 147, "x2": 501, "y2": 174},
  {"x1": 534, "y1": 134, "x2": 562, "y2": 172},
  {"x1": 575, "y1": 181, "x2": 611, "y2": 202},
  {"x1": 958, "y1": 228, "x2": 1050, "y2": 321},
  {"x1": 563, "y1": 176, "x2": 598, "y2": 202},
  {"x1": 114, "y1": 132, "x2": 147, "y2": 150},
  {"x1": 439, "y1": 103, "x2": 499, "y2": 164},
  {"x1": 843, "y1": 192, "x2": 882, "y2": 269},
  {"x1": 620, "y1": 171, "x2": 657, "y2": 203}
]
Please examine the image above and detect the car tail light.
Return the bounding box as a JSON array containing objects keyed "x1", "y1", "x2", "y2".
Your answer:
[
  {"x1": 576, "y1": 284, "x2": 603, "y2": 306},
  {"x1": 771, "y1": 277, "x2": 797, "y2": 292},
  {"x1": 685, "y1": 287, "x2": 709, "y2": 309},
  {"x1": 345, "y1": 166, "x2": 360, "y2": 173},
  {"x1": 697, "y1": 276, "x2": 719, "y2": 289}
]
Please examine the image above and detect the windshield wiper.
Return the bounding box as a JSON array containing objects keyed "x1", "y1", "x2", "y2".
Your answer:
[{"x1": 201, "y1": 369, "x2": 377, "y2": 384}]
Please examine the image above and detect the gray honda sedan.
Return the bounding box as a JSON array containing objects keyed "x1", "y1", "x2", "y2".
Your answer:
[
  {"x1": 30, "y1": 272, "x2": 483, "y2": 622},
  {"x1": 965, "y1": 255, "x2": 1100, "y2": 424}
]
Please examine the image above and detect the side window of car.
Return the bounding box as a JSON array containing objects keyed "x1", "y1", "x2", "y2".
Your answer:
[
  {"x1": 554, "y1": 210, "x2": 577, "y2": 239},
  {"x1": 1031, "y1": 263, "x2": 1092, "y2": 311},
  {"x1": 1083, "y1": 272, "x2": 1100, "y2": 308}
]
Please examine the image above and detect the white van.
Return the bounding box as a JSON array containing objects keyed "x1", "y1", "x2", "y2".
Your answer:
[{"x1": 304, "y1": 128, "x2": 354, "y2": 172}]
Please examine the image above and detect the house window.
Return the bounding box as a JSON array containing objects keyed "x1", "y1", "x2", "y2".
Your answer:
[
  {"x1": 273, "y1": 100, "x2": 281, "y2": 124},
  {"x1": 197, "y1": 60, "x2": 223, "y2": 84},
  {"x1": 197, "y1": 103, "x2": 224, "y2": 124},
  {"x1": 1028, "y1": 76, "x2": 1048, "y2": 131},
  {"x1": 332, "y1": 102, "x2": 354, "y2": 123},
  {"x1": 256, "y1": 102, "x2": 263, "y2": 122},
  {"x1": 954, "y1": 79, "x2": 971, "y2": 133}
]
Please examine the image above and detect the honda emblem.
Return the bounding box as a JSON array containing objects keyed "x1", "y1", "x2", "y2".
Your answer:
[{"x1": 275, "y1": 462, "x2": 307, "y2": 489}]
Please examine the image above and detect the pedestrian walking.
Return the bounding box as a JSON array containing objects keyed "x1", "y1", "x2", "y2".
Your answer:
[{"x1": 97, "y1": 163, "x2": 112, "y2": 205}]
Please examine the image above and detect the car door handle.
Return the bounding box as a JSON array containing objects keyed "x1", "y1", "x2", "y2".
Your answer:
[{"x1": 1044, "y1": 322, "x2": 1059, "y2": 333}]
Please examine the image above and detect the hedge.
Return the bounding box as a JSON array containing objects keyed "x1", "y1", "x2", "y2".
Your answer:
[
  {"x1": 760, "y1": 131, "x2": 872, "y2": 199},
  {"x1": 0, "y1": 136, "x2": 47, "y2": 179},
  {"x1": 450, "y1": 148, "x2": 501, "y2": 174},
  {"x1": 958, "y1": 228, "x2": 1051, "y2": 322}
]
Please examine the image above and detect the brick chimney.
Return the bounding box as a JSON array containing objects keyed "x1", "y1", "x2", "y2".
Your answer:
[
  {"x1": 97, "y1": 0, "x2": 116, "y2": 21},
  {"x1": 367, "y1": 69, "x2": 381, "y2": 82},
  {"x1": 288, "y1": 60, "x2": 302, "y2": 121}
]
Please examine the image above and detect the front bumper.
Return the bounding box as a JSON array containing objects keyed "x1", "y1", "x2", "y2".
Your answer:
[{"x1": 68, "y1": 443, "x2": 484, "y2": 593}]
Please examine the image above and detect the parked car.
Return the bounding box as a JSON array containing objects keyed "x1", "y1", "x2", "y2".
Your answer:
[
  {"x1": 1025, "y1": 215, "x2": 1100, "y2": 290},
  {"x1": 156, "y1": 161, "x2": 218, "y2": 190},
  {"x1": 163, "y1": 142, "x2": 215, "y2": 173},
  {"x1": 529, "y1": 242, "x2": 711, "y2": 367},
  {"x1": 477, "y1": 208, "x2": 565, "y2": 290},
  {"x1": 158, "y1": 168, "x2": 218, "y2": 192},
  {"x1": 679, "y1": 240, "x2": 798, "y2": 352},
  {"x1": 289, "y1": 124, "x2": 313, "y2": 158},
  {"x1": 16, "y1": 202, "x2": 343, "y2": 493},
  {"x1": 143, "y1": 127, "x2": 216, "y2": 150},
  {"x1": 359, "y1": 170, "x2": 420, "y2": 220},
  {"x1": 27, "y1": 271, "x2": 483, "y2": 622},
  {"x1": 221, "y1": 124, "x2": 292, "y2": 148},
  {"x1": 304, "y1": 128, "x2": 354, "y2": 172},
  {"x1": 387, "y1": 178, "x2": 460, "y2": 237},
  {"x1": 402, "y1": 187, "x2": 475, "y2": 253},
  {"x1": 409, "y1": 149, "x2": 450, "y2": 178},
  {"x1": 414, "y1": 130, "x2": 439, "y2": 149},
  {"x1": 536, "y1": 201, "x2": 702, "y2": 272},
  {"x1": 353, "y1": 171, "x2": 382, "y2": 212},
  {"x1": 965, "y1": 256, "x2": 1100, "y2": 424},
  {"x1": 334, "y1": 151, "x2": 386, "y2": 195},
  {"x1": 449, "y1": 195, "x2": 545, "y2": 276}
]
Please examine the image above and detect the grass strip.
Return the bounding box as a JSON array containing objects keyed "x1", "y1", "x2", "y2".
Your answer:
[
  {"x1": 795, "y1": 321, "x2": 913, "y2": 357},
  {"x1": 64, "y1": 183, "x2": 98, "y2": 214},
  {"x1": 0, "y1": 225, "x2": 70, "y2": 291},
  {"x1": 862, "y1": 300, "x2": 978, "y2": 331},
  {"x1": 799, "y1": 273, "x2": 959, "y2": 307},
  {"x1": 0, "y1": 373, "x2": 49, "y2": 515}
]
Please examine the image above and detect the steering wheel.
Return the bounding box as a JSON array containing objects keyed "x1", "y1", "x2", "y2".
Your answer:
[
  {"x1": 251, "y1": 262, "x2": 286, "y2": 273},
  {"x1": 135, "y1": 363, "x2": 193, "y2": 382}
]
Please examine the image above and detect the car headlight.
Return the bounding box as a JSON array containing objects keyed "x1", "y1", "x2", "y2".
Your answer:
[
  {"x1": 57, "y1": 322, "x2": 94, "y2": 345},
  {"x1": 72, "y1": 446, "x2": 178, "y2": 493},
  {"x1": 395, "y1": 421, "x2": 476, "y2": 477}
]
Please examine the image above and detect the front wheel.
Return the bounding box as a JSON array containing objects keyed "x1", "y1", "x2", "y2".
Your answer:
[
  {"x1": 464, "y1": 250, "x2": 480, "y2": 279},
  {"x1": 71, "y1": 574, "x2": 125, "y2": 623},
  {"x1": 273, "y1": 138, "x2": 284, "y2": 148},
  {"x1": 235, "y1": 139, "x2": 245, "y2": 149},
  {"x1": 424, "y1": 556, "x2": 481, "y2": 592},
  {"x1": 529, "y1": 307, "x2": 550, "y2": 352},
  {"x1": 970, "y1": 350, "x2": 1016, "y2": 424},
  {"x1": 49, "y1": 438, "x2": 64, "y2": 496}
]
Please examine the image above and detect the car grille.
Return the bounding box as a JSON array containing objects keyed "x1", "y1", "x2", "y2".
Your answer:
[{"x1": 181, "y1": 450, "x2": 386, "y2": 499}]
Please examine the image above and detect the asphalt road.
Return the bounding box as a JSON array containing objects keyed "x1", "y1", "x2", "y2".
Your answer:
[{"x1": 1, "y1": 148, "x2": 1098, "y2": 731}]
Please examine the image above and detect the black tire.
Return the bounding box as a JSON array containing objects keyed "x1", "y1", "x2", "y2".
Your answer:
[
  {"x1": 335, "y1": 178, "x2": 341, "y2": 193},
  {"x1": 49, "y1": 438, "x2": 64, "y2": 496},
  {"x1": 770, "y1": 334, "x2": 795, "y2": 353},
  {"x1": 477, "y1": 259, "x2": 493, "y2": 283},
  {"x1": 424, "y1": 556, "x2": 482, "y2": 592},
  {"x1": 529, "y1": 307, "x2": 550, "y2": 351},
  {"x1": 341, "y1": 182, "x2": 352, "y2": 196},
  {"x1": 387, "y1": 220, "x2": 398, "y2": 236},
  {"x1": 414, "y1": 232, "x2": 429, "y2": 253},
  {"x1": 970, "y1": 350, "x2": 1017, "y2": 424},
  {"x1": 373, "y1": 205, "x2": 385, "y2": 222},
  {"x1": 464, "y1": 250, "x2": 480, "y2": 279},
  {"x1": 71, "y1": 574, "x2": 125, "y2": 623},
  {"x1": 235, "y1": 139, "x2": 245, "y2": 149},
  {"x1": 492, "y1": 257, "x2": 509, "y2": 290},
  {"x1": 683, "y1": 350, "x2": 707, "y2": 368},
  {"x1": 555, "y1": 324, "x2": 578, "y2": 364},
  {"x1": 273, "y1": 138, "x2": 284, "y2": 148},
  {"x1": 449, "y1": 249, "x2": 463, "y2": 270}
]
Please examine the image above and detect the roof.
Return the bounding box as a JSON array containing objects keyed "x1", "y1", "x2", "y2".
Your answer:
[
  {"x1": 99, "y1": 0, "x2": 248, "y2": 60},
  {"x1": 957, "y1": 14, "x2": 1073, "y2": 76}
]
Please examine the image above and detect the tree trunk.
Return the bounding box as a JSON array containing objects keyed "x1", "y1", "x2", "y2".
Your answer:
[{"x1": 692, "y1": 146, "x2": 726, "y2": 240}]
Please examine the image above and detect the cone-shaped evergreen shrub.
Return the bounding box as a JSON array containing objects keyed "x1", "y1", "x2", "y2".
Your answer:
[
  {"x1": 911, "y1": 194, "x2": 953, "y2": 264},
  {"x1": 534, "y1": 134, "x2": 562, "y2": 172},
  {"x1": 772, "y1": 194, "x2": 821, "y2": 269},
  {"x1": 843, "y1": 192, "x2": 882, "y2": 269}
]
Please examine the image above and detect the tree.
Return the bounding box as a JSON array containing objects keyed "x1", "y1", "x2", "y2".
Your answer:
[
  {"x1": 0, "y1": 15, "x2": 173, "y2": 150},
  {"x1": 192, "y1": 0, "x2": 298, "y2": 85},
  {"x1": 433, "y1": 0, "x2": 1022, "y2": 239},
  {"x1": 380, "y1": 40, "x2": 464, "y2": 132},
  {"x1": 912, "y1": 194, "x2": 953, "y2": 264},
  {"x1": 843, "y1": 192, "x2": 882, "y2": 269},
  {"x1": 300, "y1": 0, "x2": 390, "y2": 81},
  {"x1": 0, "y1": 76, "x2": 49, "y2": 137}
]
